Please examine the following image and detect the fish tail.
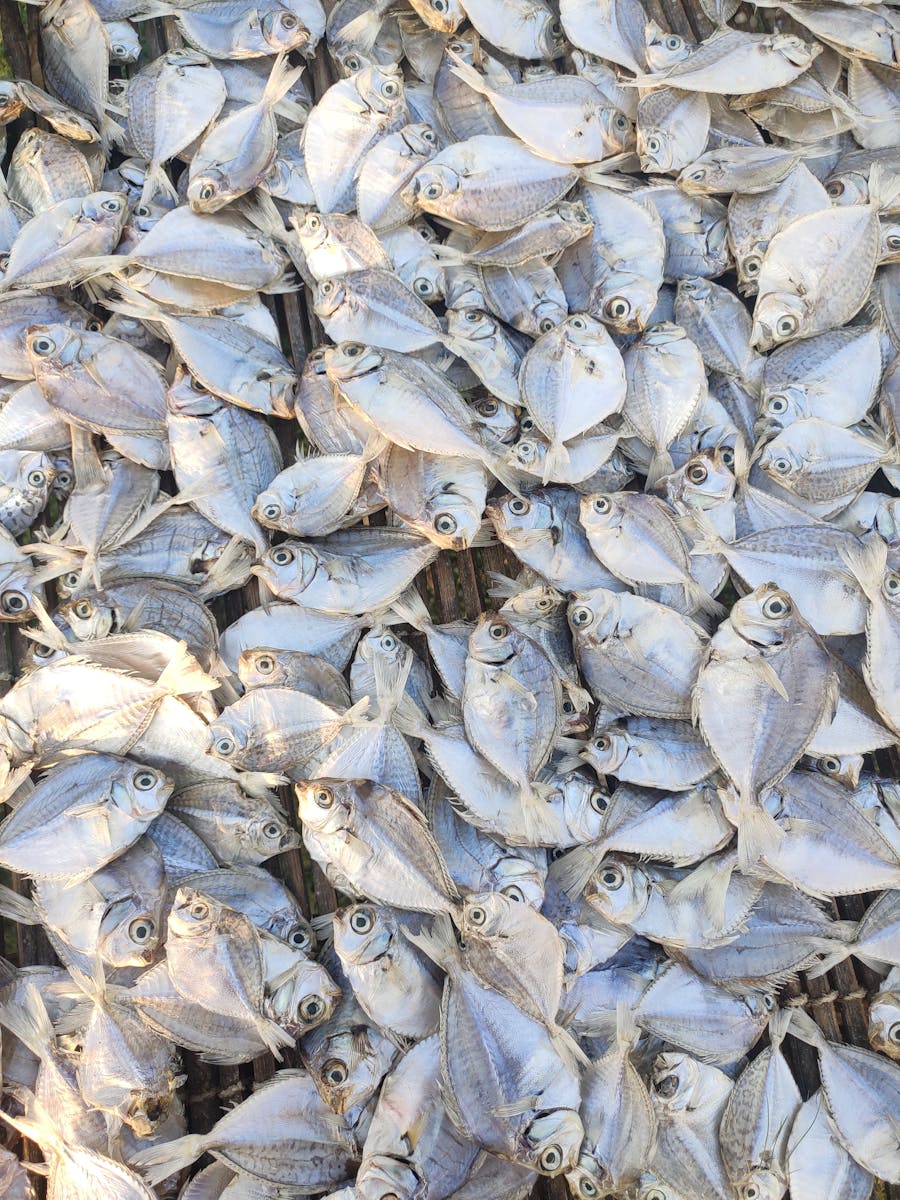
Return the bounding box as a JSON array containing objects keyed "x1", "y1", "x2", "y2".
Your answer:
[
  {"x1": 403, "y1": 912, "x2": 460, "y2": 973},
  {"x1": 447, "y1": 54, "x2": 493, "y2": 98},
  {"x1": 67, "y1": 255, "x2": 125, "y2": 287},
  {"x1": 736, "y1": 793, "x2": 783, "y2": 873},
  {"x1": 786, "y1": 1006, "x2": 827, "y2": 1050},
  {"x1": 132, "y1": 1132, "x2": 207, "y2": 1186},
  {"x1": 390, "y1": 587, "x2": 432, "y2": 632},
  {"x1": 645, "y1": 448, "x2": 675, "y2": 490},
  {"x1": 549, "y1": 843, "x2": 600, "y2": 898},
  {"x1": 541, "y1": 440, "x2": 570, "y2": 485},
  {"x1": 261, "y1": 51, "x2": 306, "y2": 112},
  {"x1": 155, "y1": 640, "x2": 218, "y2": 696},
  {"x1": 520, "y1": 780, "x2": 563, "y2": 844},
  {"x1": 139, "y1": 161, "x2": 178, "y2": 208},
  {"x1": 550, "y1": 1022, "x2": 590, "y2": 1070},
  {"x1": 0, "y1": 882, "x2": 37, "y2": 925},
  {"x1": 0, "y1": 983, "x2": 53, "y2": 1058},
  {"x1": 839, "y1": 531, "x2": 888, "y2": 605},
  {"x1": 579, "y1": 156, "x2": 639, "y2": 185},
  {"x1": 686, "y1": 578, "x2": 726, "y2": 618}
]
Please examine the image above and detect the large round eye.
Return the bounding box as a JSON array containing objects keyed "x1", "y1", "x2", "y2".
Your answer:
[
  {"x1": 539, "y1": 1145, "x2": 562, "y2": 1172},
  {"x1": 520, "y1": 416, "x2": 535, "y2": 433},
  {"x1": 686, "y1": 462, "x2": 708, "y2": 484},
  {"x1": 600, "y1": 864, "x2": 624, "y2": 889},
  {"x1": 762, "y1": 593, "x2": 791, "y2": 619},
  {"x1": 766, "y1": 395, "x2": 788, "y2": 415},
  {"x1": 380, "y1": 634, "x2": 397, "y2": 650},
  {"x1": 571, "y1": 605, "x2": 593, "y2": 627},
  {"x1": 133, "y1": 770, "x2": 158, "y2": 791},
  {"x1": 489, "y1": 621, "x2": 508, "y2": 640},
  {"x1": 421, "y1": 132, "x2": 437, "y2": 150},
  {"x1": 63, "y1": 571, "x2": 80, "y2": 588},
  {"x1": 255, "y1": 654, "x2": 275, "y2": 674},
  {"x1": 350, "y1": 907, "x2": 374, "y2": 933},
  {"x1": 0, "y1": 591, "x2": 27, "y2": 613},
  {"x1": 646, "y1": 136, "x2": 661, "y2": 154},
  {"x1": 434, "y1": 512, "x2": 457, "y2": 535},
  {"x1": 129, "y1": 917, "x2": 154, "y2": 943},
  {"x1": 604, "y1": 297, "x2": 631, "y2": 320},
  {"x1": 883, "y1": 571, "x2": 900, "y2": 598},
  {"x1": 300, "y1": 994, "x2": 325, "y2": 1021},
  {"x1": 199, "y1": 183, "x2": 216, "y2": 201},
  {"x1": 342, "y1": 342, "x2": 364, "y2": 357},
  {"x1": 539, "y1": 317, "x2": 555, "y2": 333},
  {"x1": 271, "y1": 547, "x2": 294, "y2": 566},
  {"x1": 550, "y1": 18, "x2": 563, "y2": 35},
  {"x1": 613, "y1": 113, "x2": 629, "y2": 131},
  {"x1": 263, "y1": 503, "x2": 281, "y2": 520},
  {"x1": 31, "y1": 335, "x2": 56, "y2": 356},
  {"x1": 314, "y1": 786, "x2": 333, "y2": 809},
  {"x1": 57, "y1": 470, "x2": 73, "y2": 487},
  {"x1": 464, "y1": 308, "x2": 482, "y2": 323},
  {"x1": 320, "y1": 280, "x2": 335, "y2": 296},
  {"x1": 536, "y1": 596, "x2": 554, "y2": 610},
  {"x1": 27, "y1": 469, "x2": 46, "y2": 488},
  {"x1": 280, "y1": 11, "x2": 297, "y2": 26},
  {"x1": 468, "y1": 905, "x2": 486, "y2": 926},
  {"x1": 345, "y1": 55, "x2": 361, "y2": 71},
  {"x1": 776, "y1": 315, "x2": 799, "y2": 338},
  {"x1": 508, "y1": 497, "x2": 530, "y2": 515},
  {"x1": 568, "y1": 315, "x2": 587, "y2": 330},
  {"x1": 476, "y1": 398, "x2": 498, "y2": 416},
  {"x1": 665, "y1": 34, "x2": 683, "y2": 48},
  {"x1": 190, "y1": 899, "x2": 210, "y2": 920},
  {"x1": 323, "y1": 1057, "x2": 348, "y2": 1084},
  {"x1": 886, "y1": 233, "x2": 900, "y2": 252},
  {"x1": 382, "y1": 80, "x2": 400, "y2": 98},
  {"x1": 307, "y1": 213, "x2": 321, "y2": 230},
  {"x1": 73, "y1": 599, "x2": 93, "y2": 619},
  {"x1": 414, "y1": 278, "x2": 434, "y2": 297},
  {"x1": 889, "y1": 1023, "x2": 900, "y2": 1045},
  {"x1": 592, "y1": 496, "x2": 611, "y2": 514},
  {"x1": 741, "y1": 1186, "x2": 759, "y2": 1200},
  {"x1": 423, "y1": 181, "x2": 443, "y2": 200},
  {"x1": 502, "y1": 885, "x2": 524, "y2": 902},
  {"x1": 827, "y1": 179, "x2": 844, "y2": 198},
  {"x1": 772, "y1": 457, "x2": 792, "y2": 475},
  {"x1": 288, "y1": 923, "x2": 311, "y2": 950},
  {"x1": 214, "y1": 735, "x2": 235, "y2": 756},
  {"x1": 589, "y1": 789, "x2": 608, "y2": 813},
  {"x1": 86, "y1": 317, "x2": 104, "y2": 332},
  {"x1": 562, "y1": 699, "x2": 575, "y2": 714},
  {"x1": 594, "y1": 734, "x2": 611, "y2": 751},
  {"x1": 262, "y1": 821, "x2": 282, "y2": 840},
  {"x1": 646, "y1": 1189, "x2": 667, "y2": 1200},
  {"x1": 821, "y1": 756, "x2": 841, "y2": 774},
  {"x1": 101, "y1": 197, "x2": 121, "y2": 212},
  {"x1": 190, "y1": 375, "x2": 208, "y2": 392},
  {"x1": 743, "y1": 255, "x2": 761, "y2": 277},
  {"x1": 133, "y1": 205, "x2": 151, "y2": 218},
  {"x1": 579, "y1": 1180, "x2": 598, "y2": 1198},
  {"x1": 762, "y1": 994, "x2": 776, "y2": 1011},
  {"x1": 432, "y1": 0, "x2": 447, "y2": 10}
]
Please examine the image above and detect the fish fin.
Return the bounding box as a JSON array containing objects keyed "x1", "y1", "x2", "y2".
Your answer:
[
  {"x1": 687, "y1": 579, "x2": 726, "y2": 619},
  {"x1": 373, "y1": 646, "x2": 414, "y2": 722},
  {"x1": 70, "y1": 426, "x2": 104, "y2": 491},
  {"x1": 786, "y1": 1006, "x2": 827, "y2": 1050},
  {"x1": 403, "y1": 912, "x2": 460, "y2": 973},
  {"x1": 0, "y1": 882, "x2": 37, "y2": 925},
  {"x1": 670, "y1": 854, "x2": 734, "y2": 932},
  {"x1": 67, "y1": 255, "x2": 126, "y2": 286},
  {"x1": 580, "y1": 156, "x2": 640, "y2": 184},
  {"x1": 549, "y1": 843, "x2": 601, "y2": 898},
  {"x1": 550, "y1": 1022, "x2": 590, "y2": 1070},
  {"x1": 260, "y1": 51, "x2": 307, "y2": 112},
  {"x1": 743, "y1": 656, "x2": 790, "y2": 702},
  {"x1": 390, "y1": 587, "x2": 432, "y2": 631},
  {"x1": 467, "y1": 520, "x2": 497, "y2": 549},
  {"x1": 867, "y1": 161, "x2": 900, "y2": 215},
  {"x1": 447, "y1": 53, "x2": 493, "y2": 99},
  {"x1": 132, "y1": 1133, "x2": 206, "y2": 1187},
  {"x1": 686, "y1": 508, "x2": 726, "y2": 557},
  {"x1": 645, "y1": 448, "x2": 675, "y2": 490},
  {"x1": 492, "y1": 1095, "x2": 541, "y2": 1118},
  {"x1": 486, "y1": 572, "x2": 518, "y2": 600},
  {"x1": 155, "y1": 640, "x2": 218, "y2": 695},
  {"x1": 838, "y1": 532, "x2": 889, "y2": 605},
  {"x1": 483, "y1": 449, "x2": 530, "y2": 501},
  {"x1": 736, "y1": 795, "x2": 784, "y2": 874},
  {"x1": 253, "y1": 1013, "x2": 292, "y2": 1059}
]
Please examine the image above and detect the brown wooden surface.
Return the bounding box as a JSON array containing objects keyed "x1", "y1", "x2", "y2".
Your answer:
[{"x1": 0, "y1": 0, "x2": 895, "y2": 1196}]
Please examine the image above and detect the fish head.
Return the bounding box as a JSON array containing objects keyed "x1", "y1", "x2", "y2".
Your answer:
[
  {"x1": 558, "y1": 200, "x2": 594, "y2": 231},
  {"x1": 500, "y1": 579, "x2": 563, "y2": 619},
  {"x1": 471, "y1": 394, "x2": 520, "y2": 443},
  {"x1": 879, "y1": 219, "x2": 900, "y2": 265},
  {"x1": 167, "y1": 886, "x2": 221, "y2": 940},
  {"x1": 732, "y1": 1170, "x2": 785, "y2": 1200},
  {"x1": 99, "y1": 896, "x2": 162, "y2": 967},
  {"x1": 599, "y1": 106, "x2": 634, "y2": 154},
  {"x1": 488, "y1": 490, "x2": 553, "y2": 544},
  {"x1": 730, "y1": 582, "x2": 798, "y2": 645},
  {"x1": 333, "y1": 902, "x2": 392, "y2": 964},
  {"x1": 735, "y1": 243, "x2": 766, "y2": 295},
  {"x1": 559, "y1": 682, "x2": 591, "y2": 735},
  {"x1": 187, "y1": 169, "x2": 231, "y2": 214},
  {"x1": 80, "y1": 191, "x2": 128, "y2": 234},
  {"x1": 252, "y1": 488, "x2": 290, "y2": 529},
  {"x1": 324, "y1": 340, "x2": 384, "y2": 383},
  {"x1": 295, "y1": 779, "x2": 355, "y2": 833},
  {"x1": 268, "y1": 958, "x2": 341, "y2": 1033},
  {"x1": 758, "y1": 385, "x2": 805, "y2": 429},
  {"x1": 460, "y1": 890, "x2": 519, "y2": 940},
  {"x1": 167, "y1": 368, "x2": 220, "y2": 416},
  {"x1": 468, "y1": 612, "x2": 524, "y2": 664},
  {"x1": 650, "y1": 1052, "x2": 701, "y2": 1112},
  {"x1": 568, "y1": 588, "x2": 615, "y2": 640},
  {"x1": 638, "y1": 127, "x2": 674, "y2": 174},
  {"x1": 868, "y1": 992, "x2": 900, "y2": 1060},
  {"x1": 0, "y1": 82, "x2": 23, "y2": 124},
  {"x1": 405, "y1": 0, "x2": 465, "y2": 33},
  {"x1": 207, "y1": 713, "x2": 251, "y2": 764},
  {"x1": 490, "y1": 855, "x2": 547, "y2": 908},
  {"x1": 307, "y1": 1026, "x2": 396, "y2": 1113},
  {"x1": 424, "y1": 492, "x2": 483, "y2": 550},
  {"x1": 25, "y1": 323, "x2": 82, "y2": 373},
  {"x1": 521, "y1": 1108, "x2": 584, "y2": 1176},
  {"x1": 261, "y1": 5, "x2": 313, "y2": 54},
  {"x1": 358, "y1": 626, "x2": 407, "y2": 670},
  {"x1": 294, "y1": 209, "x2": 330, "y2": 256},
  {"x1": 751, "y1": 292, "x2": 807, "y2": 352},
  {"x1": 636, "y1": 1173, "x2": 690, "y2": 1200},
  {"x1": 769, "y1": 33, "x2": 820, "y2": 68},
  {"x1": 533, "y1": 10, "x2": 567, "y2": 58},
  {"x1": 281, "y1": 916, "x2": 316, "y2": 953},
  {"x1": 356, "y1": 65, "x2": 406, "y2": 116},
  {"x1": 881, "y1": 563, "x2": 900, "y2": 613},
  {"x1": 583, "y1": 723, "x2": 630, "y2": 775},
  {"x1": 585, "y1": 857, "x2": 646, "y2": 924},
  {"x1": 565, "y1": 1159, "x2": 609, "y2": 1200},
  {"x1": 825, "y1": 169, "x2": 868, "y2": 208},
  {"x1": 0, "y1": 564, "x2": 42, "y2": 623},
  {"x1": 13, "y1": 450, "x2": 54, "y2": 499},
  {"x1": 593, "y1": 276, "x2": 659, "y2": 335},
  {"x1": 253, "y1": 540, "x2": 318, "y2": 597},
  {"x1": 247, "y1": 811, "x2": 300, "y2": 857},
  {"x1": 644, "y1": 21, "x2": 692, "y2": 71},
  {"x1": 806, "y1": 751, "x2": 862, "y2": 790},
  {"x1": 533, "y1": 297, "x2": 568, "y2": 334},
  {"x1": 757, "y1": 436, "x2": 802, "y2": 492},
  {"x1": 671, "y1": 450, "x2": 735, "y2": 509},
  {"x1": 402, "y1": 163, "x2": 462, "y2": 220},
  {"x1": 108, "y1": 30, "x2": 140, "y2": 63},
  {"x1": 578, "y1": 492, "x2": 624, "y2": 536},
  {"x1": 49, "y1": 452, "x2": 75, "y2": 503},
  {"x1": 113, "y1": 763, "x2": 173, "y2": 821},
  {"x1": 446, "y1": 305, "x2": 496, "y2": 343},
  {"x1": 357, "y1": 1154, "x2": 425, "y2": 1200},
  {"x1": 125, "y1": 1089, "x2": 173, "y2": 1138},
  {"x1": 59, "y1": 591, "x2": 114, "y2": 640},
  {"x1": 238, "y1": 647, "x2": 288, "y2": 688},
  {"x1": 557, "y1": 770, "x2": 608, "y2": 841}
]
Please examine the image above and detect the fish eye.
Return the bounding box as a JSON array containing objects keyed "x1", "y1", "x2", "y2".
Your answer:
[
  {"x1": 645, "y1": 1189, "x2": 667, "y2": 1200},
  {"x1": 772, "y1": 457, "x2": 792, "y2": 475},
  {"x1": 133, "y1": 770, "x2": 158, "y2": 791},
  {"x1": 762, "y1": 594, "x2": 791, "y2": 619},
  {"x1": 189, "y1": 899, "x2": 210, "y2": 920},
  {"x1": 323, "y1": 1057, "x2": 348, "y2": 1083},
  {"x1": 421, "y1": 130, "x2": 436, "y2": 147},
  {"x1": 571, "y1": 605, "x2": 593, "y2": 627},
  {"x1": 350, "y1": 906, "x2": 375, "y2": 933},
  {"x1": 31, "y1": 335, "x2": 56, "y2": 356},
  {"x1": 665, "y1": 34, "x2": 682, "y2": 48},
  {"x1": 320, "y1": 280, "x2": 335, "y2": 296},
  {"x1": 423, "y1": 181, "x2": 443, "y2": 200},
  {"x1": 549, "y1": 19, "x2": 563, "y2": 36},
  {"x1": 520, "y1": 416, "x2": 535, "y2": 433},
  {"x1": 33, "y1": 644, "x2": 54, "y2": 659},
  {"x1": 776, "y1": 315, "x2": 799, "y2": 338},
  {"x1": 101, "y1": 198, "x2": 121, "y2": 212},
  {"x1": 539, "y1": 1145, "x2": 563, "y2": 1172},
  {"x1": 288, "y1": 924, "x2": 311, "y2": 949},
  {"x1": 568, "y1": 315, "x2": 588, "y2": 330},
  {"x1": 86, "y1": 317, "x2": 103, "y2": 332},
  {"x1": 562, "y1": 699, "x2": 575, "y2": 713},
  {"x1": 381, "y1": 80, "x2": 400, "y2": 98},
  {"x1": 742, "y1": 1186, "x2": 760, "y2": 1200},
  {"x1": 821, "y1": 757, "x2": 841, "y2": 773},
  {"x1": 255, "y1": 654, "x2": 276, "y2": 675},
  {"x1": 432, "y1": 0, "x2": 447, "y2": 9},
  {"x1": 190, "y1": 375, "x2": 208, "y2": 392},
  {"x1": 883, "y1": 571, "x2": 900, "y2": 598},
  {"x1": 476, "y1": 398, "x2": 498, "y2": 416},
  {"x1": 686, "y1": 462, "x2": 708, "y2": 484},
  {"x1": 762, "y1": 994, "x2": 776, "y2": 1011},
  {"x1": 767, "y1": 395, "x2": 789, "y2": 415},
  {"x1": 57, "y1": 471, "x2": 72, "y2": 486},
  {"x1": 464, "y1": 308, "x2": 482, "y2": 323},
  {"x1": 508, "y1": 497, "x2": 530, "y2": 515},
  {"x1": 345, "y1": 55, "x2": 361, "y2": 71},
  {"x1": 589, "y1": 789, "x2": 608, "y2": 813},
  {"x1": 647, "y1": 136, "x2": 661, "y2": 154},
  {"x1": 579, "y1": 1181, "x2": 598, "y2": 1199},
  {"x1": 73, "y1": 599, "x2": 93, "y2": 619},
  {"x1": 592, "y1": 496, "x2": 611, "y2": 514},
  {"x1": 262, "y1": 503, "x2": 281, "y2": 520},
  {"x1": 536, "y1": 595, "x2": 554, "y2": 610},
  {"x1": 575, "y1": 208, "x2": 591, "y2": 222},
  {"x1": 63, "y1": 571, "x2": 80, "y2": 588},
  {"x1": 538, "y1": 317, "x2": 555, "y2": 333},
  {"x1": 300, "y1": 994, "x2": 325, "y2": 1021},
  {"x1": 27, "y1": 469, "x2": 45, "y2": 487},
  {"x1": 743, "y1": 255, "x2": 761, "y2": 277},
  {"x1": 342, "y1": 342, "x2": 364, "y2": 357},
  {"x1": 889, "y1": 1023, "x2": 900, "y2": 1045},
  {"x1": 380, "y1": 634, "x2": 397, "y2": 650},
  {"x1": 280, "y1": 11, "x2": 297, "y2": 26},
  {"x1": 271, "y1": 547, "x2": 294, "y2": 566},
  {"x1": 434, "y1": 512, "x2": 458, "y2": 535},
  {"x1": 886, "y1": 233, "x2": 900, "y2": 251},
  {"x1": 489, "y1": 621, "x2": 508, "y2": 640},
  {"x1": 502, "y1": 885, "x2": 524, "y2": 902},
  {"x1": 468, "y1": 905, "x2": 486, "y2": 925},
  {"x1": 687, "y1": 168, "x2": 705, "y2": 182},
  {"x1": 134, "y1": 205, "x2": 151, "y2": 217},
  {"x1": 600, "y1": 864, "x2": 623, "y2": 888},
  {"x1": 214, "y1": 735, "x2": 235, "y2": 756},
  {"x1": 614, "y1": 113, "x2": 628, "y2": 131},
  {"x1": 594, "y1": 734, "x2": 612, "y2": 751},
  {"x1": 0, "y1": 591, "x2": 27, "y2": 613},
  {"x1": 414, "y1": 278, "x2": 434, "y2": 296},
  {"x1": 827, "y1": 179, "x2": 844, "y2": 197},
  {"x1": 128, "y1": 918, "x2": 154, "y2": 943},
  {"x1": 262, "y1": 821, "x2": 282, "y2": 839},
  {"x1": 198, "y1": 183, "x2": 216, "y2": 201},
  {"x1": 315, "y1": 786, "x2": 334, "y2": 809},
  {"x1": 605, "y1": 296, "x2": 631, "y2": 320},
  {"x1": 112, "y1": 43, "x2": 127, "y2": 55},
  {"x1": 306, "y1": 213, "x2": 321, "y2": 229},
  {"x1": 448, "y1": 39, "x2": 466, "y2": 52}
]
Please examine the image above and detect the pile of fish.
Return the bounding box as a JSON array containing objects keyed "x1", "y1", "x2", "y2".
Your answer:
[{"x1": 0, "y1": 0, "x2": 896, "y2": 1195}]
